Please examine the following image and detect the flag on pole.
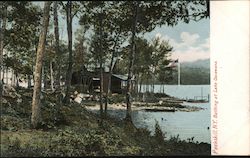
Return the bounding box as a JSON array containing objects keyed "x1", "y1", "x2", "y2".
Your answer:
[
  {"x1": 166, "y1": 59, "x2": 178, "y2": 68},
  {"x1": 165, "y1": 59, "x2": 180, "y2": 85}
]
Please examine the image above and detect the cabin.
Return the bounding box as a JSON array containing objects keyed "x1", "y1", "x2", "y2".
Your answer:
[{"x1": 71, "y1": 68, "x2": 135, "y2": 94}]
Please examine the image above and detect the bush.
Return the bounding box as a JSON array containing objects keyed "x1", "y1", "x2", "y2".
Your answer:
[
  {"x1": 154, "y1": 93, "x2": 170, "y2": 98},
  {"x1": 109, "y1": 94, "x2": 125, "y2": 103},
  {"x1": 154, "y1": 120, "x2": 165, "y2": 143}
]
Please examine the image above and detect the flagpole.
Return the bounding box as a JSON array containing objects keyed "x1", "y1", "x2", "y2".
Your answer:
[{"x1": 178, "y1": 61, "x2": 180, "y2": 86}]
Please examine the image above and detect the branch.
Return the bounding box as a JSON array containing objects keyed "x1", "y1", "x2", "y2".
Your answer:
[
  {"x1": 60, "y1": 1, "x2": 67, "y2": 11},
  {"x1": 72, "y1": 9, "x2": 79, "y2": 19}
]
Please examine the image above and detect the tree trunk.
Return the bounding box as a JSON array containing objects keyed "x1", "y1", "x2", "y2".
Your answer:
[
  {"x1": 6, "y1": 67, "x2": 8, "y2": 85},
  {"x1": 139, "y1": 77, "x2": 142, "y2": 94},
  {"x1": 15, "y1": 73, "x2": 19, "y2": 88},
  {"x1": 50, "y1": 60, "x2": 54, "y2": 91},
  {"x1": 42, "y1": 65, "x2": 45, "y2": 90},
  {"x1": 125, "y1": 1, "x2": 139, "y2": 122},
  {"x1": 44, "y1": 64, "x2": 48, "y2": 90},
  {"x1": 104, "y1": 95, "x2": 108, "y2": 116},
  {"x1": 28, "y1": 74, "x2": 31, "y2": 88},
  {"x1": 2, "y1": 67, "x2": 5, "y2": 84},
  {"x1": 0, "y1": 3, "x2": 7, "y2": 106},
  {"x1": 63, "y1": 1, "x2": 73, "y2": 104},
  {"x1": 162, "y1": 83, "x2": 165, "y2": 94},
  {"x1": 106, "y1": 33, "x2": 121, "y2": 117},
  {"x1": 53, "y1": 1, "x2": 61, "y2": 90},
  {"x1": 99, "y1": 14, "x2": 104, "y2": 120},
  {"x1": 152, "y1": 83, "x2": 154, "y2": 93},
  {"x1": 146, "y1": 77, "x2": 149, "y2": 92},
  {"x1": 31, "y1": 1, "x2": 51, "y2": 128},
  {"x1": 100, "y1": 62, "x2": 104, "y2": 119},
  {"x1": 11, "y1": 69, "x2": 14, "y2": 86},
  {"x1": 108, "y1": 33, "x2": 120, "y2": 95}
]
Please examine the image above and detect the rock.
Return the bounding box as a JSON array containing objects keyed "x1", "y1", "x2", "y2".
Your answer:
[
  {"x1": 74, "y1": 96, "x2": 82, "y2": 104},
  {"x1": 17, "y1": 98, "x2": 22, "y2": 103}
]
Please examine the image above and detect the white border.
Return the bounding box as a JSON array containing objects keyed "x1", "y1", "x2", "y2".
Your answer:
[{"x1": 211, "y1": 1, "x2": 250, "y2": 155}]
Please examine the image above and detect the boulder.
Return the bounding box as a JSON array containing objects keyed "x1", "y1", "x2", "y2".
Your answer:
[{"x1": 74, "y1": 96, "x2": 82, "y2": 104}]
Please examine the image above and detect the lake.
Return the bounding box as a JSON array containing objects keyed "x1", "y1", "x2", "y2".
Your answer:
[{"x1": 91, "y1": 85, "x2": 211, "y2": 144}]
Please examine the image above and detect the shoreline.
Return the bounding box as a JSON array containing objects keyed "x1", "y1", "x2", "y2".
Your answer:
[{"x1": 84, "y1": 101, "x2": 205, "y2": 112}]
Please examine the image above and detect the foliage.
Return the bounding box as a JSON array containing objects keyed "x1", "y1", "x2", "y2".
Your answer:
[
  {"x1": 154, "y1": 120, "x2": 165, "y2": 144},
  {"x1": 3, "y1": 2, "x2": 41, "y2": 75},
  {"x1": 1, "y1": 87, "x2": 210, "y2": 156},
  {"x1": 109, "y1": 94, "x2": 126, "y2": 104}
]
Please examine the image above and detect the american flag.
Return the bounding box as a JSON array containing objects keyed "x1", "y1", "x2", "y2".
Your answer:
[{"x1": 166, "y1": 59, "x2": 178, "y2": 68}]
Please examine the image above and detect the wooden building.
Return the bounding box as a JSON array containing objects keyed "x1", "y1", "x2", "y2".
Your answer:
[{"x1": 71, "y1": 68, "x2": 135, "y2": 94}]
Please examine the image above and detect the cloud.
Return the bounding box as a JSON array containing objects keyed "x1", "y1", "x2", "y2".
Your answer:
[
  {"x1": 154, "y1": 32, "x2": 209, "y2": 62},
  {"x1": 200, "y1": 38, "x2": 210, "y2": 49},
  {"x1": 171, "y1": 48, "x2": 210, "y2": 62},
  {"x1": 180, "y1": 32, "x2": 200, "y2": 46}
]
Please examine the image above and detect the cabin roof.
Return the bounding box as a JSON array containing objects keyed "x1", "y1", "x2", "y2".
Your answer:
[{"x1": 112, "y1": 74, "x2": 128, "y2": 81}]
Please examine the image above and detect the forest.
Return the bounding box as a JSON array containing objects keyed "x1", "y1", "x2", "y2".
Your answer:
[{"x1": 1, "y1": 1, "x2": 210, "y2": 156}]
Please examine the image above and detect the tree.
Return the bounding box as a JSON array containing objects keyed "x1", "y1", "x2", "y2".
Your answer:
[
  {"x1": 88, "y1": 23, "x2": 109, "y2": 119},
  {"x1": 58, "y1": 1, "x2": 79, "y2": 103},
  {"x1": 120, "y1": 0, "x2": 209, "y2": 121},
  {"x1": 61, "y1": 1, "x2": 81, "y2": 103},
  {"x1": 79, "y1": 1, "x2": 117, "y2": 118},
  {"x1": 2, "y1": 2, "x2": 41, "y2": 89},
  {"x1": 62, "y1": 1, "x2": 73, "y2": 103},
  {"x1": 31, "y1": 1, "x2": 51, "y2": 128},
  {"x1": 73, "y1": 28, "x2": 88, "y2": 93},
  {"x1": 151, "y1": 37, "x2": 173, "y2": 92},
  {"x1": 44, "y1": 34, "x2": 56, "y2": 91},
  {"x1": 0, "y1": 2, "x2": 7, "y2": 106},
  {"x1": 53, "y1": 1, "x2": 61, "y2": 90},
  {"x1": 125, "y1": 1, "x2": 139, "y2": 122}
]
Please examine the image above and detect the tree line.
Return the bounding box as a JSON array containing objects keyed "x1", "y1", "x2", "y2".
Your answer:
[{"x1": 0, "y1": 1, "x2": 209, "y2": 128}]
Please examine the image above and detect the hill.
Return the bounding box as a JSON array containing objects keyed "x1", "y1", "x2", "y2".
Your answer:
[{"x1": 168, "y1": 59, "x2": 210, "y2": 85}]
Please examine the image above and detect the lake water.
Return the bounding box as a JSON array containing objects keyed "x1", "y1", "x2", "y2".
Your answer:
[{"x1": 91, "y1": 85, "x2": 211, "y2": 144}]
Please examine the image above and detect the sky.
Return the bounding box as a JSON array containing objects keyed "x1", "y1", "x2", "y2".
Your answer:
[
  {"x1": 67, "y1": 17, "x2": 210, "y2": 63},
  {"x1": 34, "y1": 2, "x2": 210, "y2": 63},
  {"x1": 144, "y1": 19, "x2": 210, "y2": 63}
]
